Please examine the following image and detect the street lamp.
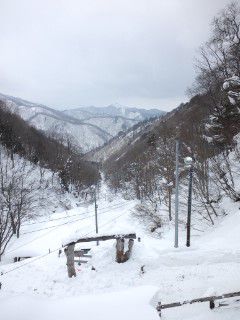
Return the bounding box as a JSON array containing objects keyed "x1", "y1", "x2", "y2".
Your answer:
[
  {"x1": 184, "y1": 156, "x2": 194, "y2": 247},
  {"x1": 174, "y1": 139, "x2": 180, "y2": 248}
]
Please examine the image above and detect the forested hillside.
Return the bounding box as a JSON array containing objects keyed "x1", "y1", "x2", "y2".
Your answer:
[
  {"x1": 102, "y1": 2, "x2": 240, "y2": 231},
  {"x1": 0, "y1": 100, "x2": 100, "y2": 258},
  {"x1": 0, "y1": 100, "x2": 100, "y2": 191}
]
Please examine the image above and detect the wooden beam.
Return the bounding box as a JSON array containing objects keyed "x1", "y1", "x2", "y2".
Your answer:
[
  {"x1": 74, "y1": 250, "x2": 92, "y2": 258},
  {"x1": 157, "y1": 291, "x2": 240, "y2": 316},
  {"x1": 74, "y1": 251, "x2": 84, "y2": 257},
  {"x1": 160, "y1": 291, "x2": 240, "y2": 310},
  {"x1": 74, "y1": 260, "x2": 88, "y2": 264},
  {"x1": 81, "y1": 248, "x2": 91, "y2": 254},
  {"x1": 14, "y1": 256, "x2": 31, "y2": 263},
  {"x1": 64, "y1": 233, "x2": 136, "y2": 247},
  {"x1": 82, "y1": 254, "x2": 92, "y2": 258}
]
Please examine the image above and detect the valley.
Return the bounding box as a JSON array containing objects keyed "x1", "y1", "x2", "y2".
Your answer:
[{"x1": 0, "y1": 1, "x2": 240, "y2": 319}]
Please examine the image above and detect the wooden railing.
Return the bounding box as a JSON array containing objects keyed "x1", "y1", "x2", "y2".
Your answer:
[
  {"x1": 157, "y1": 291, "x2": 240, "y2": 317},
  {"x1": 64, "y1": 233, "x2": 136, "y2": 246}
]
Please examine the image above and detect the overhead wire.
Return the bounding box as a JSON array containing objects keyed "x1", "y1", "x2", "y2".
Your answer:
[
  {"x1": 21, "y1": 200, "x2": 129, "y2": 227},
  {"x1": 3, "y1": 201, "x2": 132, "y2": 255},
  {"x1": 0, "y1": 208, "x2": 130, "y2": 277},
  {"x1": 21, "y1": 201, "x2": 130, "y2": 235}
]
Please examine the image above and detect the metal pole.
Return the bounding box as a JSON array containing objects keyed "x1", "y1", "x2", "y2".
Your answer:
[
  {"x1": 174, "y1": 139, "x2": 179, "y2": 248},
  {"x1": 186, "y1": 165, "x2": 193, "y2": 247},
  {"x1": 94, "y1": 186, "x2": 99, "y2": 246}
]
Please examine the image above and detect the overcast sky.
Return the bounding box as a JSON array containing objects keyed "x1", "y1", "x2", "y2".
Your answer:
[{"x1": 0, "y1": 0, "x2": 231, "y2": 111}]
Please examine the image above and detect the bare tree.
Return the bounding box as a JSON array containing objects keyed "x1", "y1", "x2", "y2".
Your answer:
[
  {"x1": 0, "y1": 151, "x2": 40, "y2": 239},
  {"x1": 212, "y1": 151, "x2": 240, "y2": 202},
  {"x1": 0, "y1": 202, "x2": 13, "y2": 261},
  {"x1": 190, "y1": 2, "x2": 240, "y2": 98}
]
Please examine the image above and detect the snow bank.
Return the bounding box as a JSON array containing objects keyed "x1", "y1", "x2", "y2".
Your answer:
[{"x1": 1, "y1": 286, "x2": 159, "y2": 320}]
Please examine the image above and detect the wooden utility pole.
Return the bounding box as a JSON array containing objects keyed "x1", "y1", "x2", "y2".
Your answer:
[
  {"x1": 94, "y1": 185, "x2": 99, "y2": 246},
  {"x1": 174, "y1": 139, "x2": 180, "y2": 248}
]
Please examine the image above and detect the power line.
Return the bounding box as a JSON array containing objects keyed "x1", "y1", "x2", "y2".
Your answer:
[
  {"x1": 0, "y1": 209, "x2": 129, "y2": 277},
  {"x1": 4, "y1": 227, "x2": 67, "y2": 256},
  {"x1": 21, "y1": 215, "x2": 91, "y2": 235},
  {"x1": 21, "y1": 201, "x2": 128, "y2": 227},
  {"x1": 21, "y1": 202, "x2": 129, "y2": 235},
  {"x1": 1, "y1": 248, "x2": 61, "y2": 276},
  {"x1": 3, "y1": 201, "x2": 131, "y2": 255}
]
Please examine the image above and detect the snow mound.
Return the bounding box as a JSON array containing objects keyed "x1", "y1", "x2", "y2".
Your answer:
[{"x1": 0, "y1": 286, "x2": 159, "y2": 320}]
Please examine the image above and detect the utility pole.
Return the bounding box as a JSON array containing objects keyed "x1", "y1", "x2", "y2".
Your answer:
[
  {"x1": 174, "y1": 139, "x2": 180, "y2": 248},
  {"x1": 94, "y1": 185, "x2": 99, "y2": 246},
  {"x1": 186, "y1": 164, "x2": 194, "y2": 247}
]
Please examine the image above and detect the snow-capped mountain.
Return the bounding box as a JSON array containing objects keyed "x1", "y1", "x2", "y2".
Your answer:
[{"x1": 0, "y1": 93, "x2": 165, "y2": 152}]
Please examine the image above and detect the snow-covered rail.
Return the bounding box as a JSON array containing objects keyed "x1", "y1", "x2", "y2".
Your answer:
[
  {"x1": 157, "y1": 291, "x2": 240, "y2": 317},
  {"x1": 63, "y1": 233, "x2": 136, "y2": 246}
]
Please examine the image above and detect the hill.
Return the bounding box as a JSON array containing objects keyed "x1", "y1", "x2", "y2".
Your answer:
[
  {"x1": 0, "y1": 93, "x2": 165, "y2": 152},
  {"x1": 0, "y1": 99, "x2": 101, "y2": 257}
]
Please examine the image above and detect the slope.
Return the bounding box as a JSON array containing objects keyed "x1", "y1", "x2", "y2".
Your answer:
[
  {"x1": 0, "y1": 93, "x2": 165, "y2": 152},
  {"x1": 0, "y1": 180, "x2": 240, "y2": 320}
]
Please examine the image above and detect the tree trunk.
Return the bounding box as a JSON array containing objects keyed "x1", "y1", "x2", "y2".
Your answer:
[
  {"x1": 10, "y1": 214, "x2": 16, "y2": 235},
  {"x1": 64, "y1": 244, "x2": 76, "y2": 278},
  {"x1": 116, "y1": 238, "x2": 134, "y2": 263},
  {"x1": 16, "y1": 227, "x2": 20, "y2": 238},
  {"x1": 168, "y1": 187, "x2": 172, "y2": 221},
  {"x1": 124, "y1": 239, "x2": 134, "y2": 261},
  {"x1": 116, "y1": 238, "x2": 125, "y2": 263}
]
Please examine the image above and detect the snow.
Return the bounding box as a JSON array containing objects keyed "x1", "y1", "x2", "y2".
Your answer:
[
  {"x1": 223, "y1": 75, "x2": 240, "y2": 89},
  {"x1": 223, "y1": 75, "x2": 240, "y2": 105},
  {"x1": 62, "y1": 230, "x2": 136, "y2": 247},
  {"x1": 0, "y1": 286, "x2": 159, "y2": 320},
  {"x1": 1, "y1": 172, "x2": 240, "y2": 319}
]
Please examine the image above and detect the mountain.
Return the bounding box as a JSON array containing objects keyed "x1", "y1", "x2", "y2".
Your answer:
[
  {"x1": 0, "y1": 93, "x2": 165, "y2": 152},
  {"x1": 0, "y1": 100, "x2": 100, "y2": 191},
  {"x1": 84, "y1": 114, "x2": 159, "y2": 163},
  {"x1": 0, "y1": 99, "x2": 100, "y2": 255},
  {"x1": 93, "y1": 77, "x2": 240, "y2": 230}
]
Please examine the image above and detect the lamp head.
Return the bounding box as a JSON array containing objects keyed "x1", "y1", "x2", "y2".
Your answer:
[{"x1": 184, "y1": 156, "x2": 193, "y2": 166}]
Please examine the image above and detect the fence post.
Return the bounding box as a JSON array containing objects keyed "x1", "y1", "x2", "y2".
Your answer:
[
  {"x1": 157, "y1": 302, "x2": 162, "y2": 317},
  {"x1": 209, "y1": 300, "x2": 215, "y2": 309}
]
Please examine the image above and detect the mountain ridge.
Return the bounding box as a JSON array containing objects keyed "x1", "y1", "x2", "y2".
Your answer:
[{"x1": 0, "y1": 92, "x2": 165, "y2": 152}]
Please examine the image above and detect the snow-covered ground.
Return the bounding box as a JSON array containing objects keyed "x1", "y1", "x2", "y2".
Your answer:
[{"x1": 1, "y1": 183, "x2": 240, "y2": 319}]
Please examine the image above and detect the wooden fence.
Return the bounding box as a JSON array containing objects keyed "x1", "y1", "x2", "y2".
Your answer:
[{"x1": 157, "y1": 291, "x2": 240, "y2": 317}]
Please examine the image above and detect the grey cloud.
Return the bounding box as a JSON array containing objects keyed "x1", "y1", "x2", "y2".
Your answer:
[{"x1": 0, "y1": 0, "x2": 231, "y2": 111}]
